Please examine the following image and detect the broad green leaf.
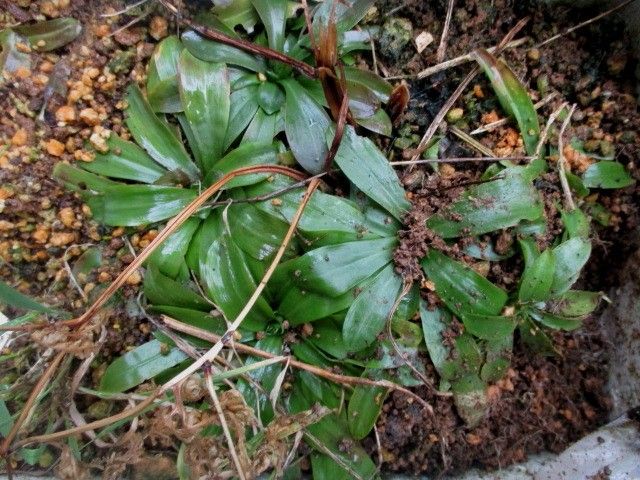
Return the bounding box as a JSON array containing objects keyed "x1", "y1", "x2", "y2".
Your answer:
[
  {"x1": 343, "y1": 264, "x2": 402, "y2": 351},
  {"x1": 547, "y1": 290, "x2": 601, "y2": 317},
  {"x1": 561, "y1": 208, "x2": 590, "y2": 239},
  {"x1": 251, "y1": 0, "x2": 287, "y2": 51},
  {"x1": 355, "y1": 108, "x2": 392, "y2": 136},
  {"x1": 0, "y1": 29, "x2": 31, "y2": 74},
  {"x1": 421, "y1": 250, "x2": 508, "y2": 317},
  {"x1": 212, "y1": 0, "x2": 260, "y2": 33},
  {"x1": 178, "y1": 50, "x2": 229, "y2": 169},
  {"x1": 461, "y1": 313, "x2": 516, "y2": 342},
  {"x1": 427, "y1": 166, "x2": 543, "y2": 238},
  {"x1": 53, "y1": 163, "x2": 119, "y2": 194},
  {"x1": 307, "y1": 319, "x2": 349, "y2": 359},
  {"x1": 451, "y1": 373, "x2": 488, "y2": 427},
  {"x1": 150, "y1": 306, "x2": 226, "y2": 342},
  {"x1": 519, "y1": 249, "x2": 555, "y2": 303},
  {"x1": 0, "y1": 282, "x2": 57, "y2": 314},
  {"x1": 14, "y1": 18, "x2": 81, "y2": 51},
  {"x1": 181, "y1": 30, "x2": 262, "y2": 71},
  {"x1": 147, "y1": 218, "x2": 200, "y2": 278},
  {"x1": 391, "y1": 318, "x2": 423, "y2": 348},
  {"x1": 278, "y1": 286, "x2": 353, "y2": 324},
  {"x1": 550, "y1": 237, "x2": 591, "y2": 296},
  {"x1": 99, "y1": 339, "x2": 188, "y2": 392},
  {"x1": 202, "y1": 228, "x2": 273, "y2": 331},
  {"x1": 224, "y1": 85, "x2": 260, "y2": 149},
  {"x1": 247, "y1": 176, "x2": 382, "y2": 245},
  {"x1": 205, "y1": 141, "x2": 278, "y2": 188},
  {"x1": 186, "y1": 212, "x2": 222, "y2": 275},
  {"x1": 314, "y1": 0, "x2": 376, "y2": 32},
  {"x1": 481, "y1": 334, "x2": 512, "y2": 382},
  {"x1": 257, "y1": 81, "x2": 285, "y2": 115},
  {"x1": 420, "y1": 302, "x2": 453, "y2": 379},
  {"x1": 343, "y1": 65, "x2": 392, "y2": 102},
  {"x1": 348, "y1": 381, "x2": 387, "y2": 439},
  {"x1": 582, "y1": 161, "x2": 635, "y2": 189},
  {"x1": 125, "y1": 85, "x2": 200, "y2": 182},
  {"x1": 83, "y1": 134, "x2": 167, "y2": 184},
  {"x1": 518, "y1": 237, "x2": 539, "y2": 267},
  {"x1": 144, "y1": 266, "x2": 211, "y2": 311},
  {"x1": 275, "y1": 237, "x2": 395, "y2": 297},
  {"x1": 473, "y1": 49, "x2": 540, "y2": 155},
  {"x1": 332, "y1": 126, "x2": 410, "y2": 220},
  {"x1": 87, "y1": 185, "x2": 197, "y2": 226},
  {"x1": 282, "y1": 78, "x2": 331, "y2": 174},
  {"x1": 528, "y1": 309, "x2": 582, "y2": 331},
  {"x1": 242, "y1": 108, "x2": 280, "y2": 144},
  {"x1": 346, "y1": 80, "x2": 379, "y2": 119},
  {"x1": 566, "y1": 171, "x2": 590, "y2": 197},
  {"x1": 146, "y1": 35, "x2": 183, "y2": 113},
  {"x1": 455, "y1": 334, "x2": 483, "y2": 373}
]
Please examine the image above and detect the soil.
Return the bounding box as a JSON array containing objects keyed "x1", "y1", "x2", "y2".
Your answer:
[{"x1": 1, "y1": 0, "x2": 639, "y2": 478}]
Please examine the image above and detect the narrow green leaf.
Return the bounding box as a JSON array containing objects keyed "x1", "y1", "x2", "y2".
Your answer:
[
  {"x1": 53, "y1": 163, "x2": 119, "y2": 194},
  {"x1": 278, "y1": 286, "x2": 353, "y2": 324},
  {"x1": 519, "y1": 315, "x2": 555, "y2": 355},
  {"x1": 550, "y1": 237, "x2": 591, "y2": 296},
  {"x1": 178, "y1": 50, "x2": 229, "y2": 169},
  {"x1": 348, "y1": 382, "x2": 387, "y2": 439},
  {"x1": 355, "y1": 108, "x2": 392, "y2": 136},
  {"x1": 257, "y1": 81, "x2": 285, "y2": 115},
  {"x1": 547, "y1": 290, "x2": 601, "y2": 317},
  {"x1": 561, "y1": 208, "x2": 590, "y2": 239},
  {"x1": 314, "y1": 0, "x2": 376, "y2": 32},
  {"x1": 242, "y1": 108, "x2": 280, "y2": 144},
  {"x1": 473, "y1": 49, "x2": 540, "y2": 155},
  {"x1": 72, "y1": 247, "x2": 102, "y2": 277},
  {"x1": 251, "y1": 0, "x2": 287, "y2": 51},
  {"x1": 528, "y1": 309, "x2": 582, "y2": 331},
  {"x1": 83, "y1": 134, "x2": 167, "y2": 184},
  {"x1": 149, "y1": 306, "x2": 226, "y2": 342},
  {"x1": 213, "y1": 0, "x2": 260, "y2": 33},
  {"x1": 147, "y1": 218, "x2": 200, "y2": 278},
  {"x1": 276, "y1": 237, "x2": 395, "y2": 297},
  {"x1": 282, "y1": 78, "x2": 331, "y2": 174},
  {"x1": 0, "y1": 400, "x2": 13, "y2": 437},
  {"x1": 346, "y1": 80, "x2": 379, "y2": 119},
  {"x1": 307, "y1": 319, "x2": 349, "y2": 359},
  {"x1": 125, "y1": 85, "x2": 200, "y2": 182},
  {"x1": 421, "y1": 250, "x2": 508, "y2": 317},
  {"x1": 343, "y1": 264, "x2": 402, "y2": 351},
  {"x1": 461, "y1": 313, "x2": 516, "y2": 342},
  {"x1": 144, "y1": 266, "x2": 211, "y2": 311},
  {"x1": 0, "y1": 282, "x2": 57, "y2": 314},
  {"x1": 343, "y1": 65, "x2": 393, "y2": 102},
  {"x1": 224, "y1": 85, "x2": 260, "y2": 149},
  {"x1": 99, "y1": 340, "x2": 188, "y2": 392},
  {"x1": 146, "y1": 35, "x2": 183, "y2": 113},
  {"x1": 582, "y1": 161, "x2": 635, "y2": 189},
  {"x1": 427, "y1": 166, "x2": 543, "y2": 238},
  {"x1": 181, "y1": 30, "x2": 262, "y2": 71},
  {"x1": 205, "y1": 141, "x2": 278, "y2": 188},
  {"x1": 332, "y1": 126, "x2": 410, "y2": 220},
  {"x1": 15, "y1": 18, "x2": 82, "y2": 51},
  {"x1": 420, "y1": 302, "x2": 453, "y2": 379},
  {"x1": 519, "y1": 249, "x2": 555, "y2": 303},
  {"x1": 87, "y1": 185, "x2": 197, "y2": 226}
]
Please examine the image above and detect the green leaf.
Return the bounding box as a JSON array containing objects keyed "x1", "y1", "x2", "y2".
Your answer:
[
  {"x1": 146, "y1": 35, "x2": 183, "y2": 113},
  {"x1": 0, "y1": 281, "x2": 57, "y2": 314},
  {"x1": 0, "y1": 29, "x2": 31, "y2": 75},
  {"x1": 343, "y1": 65, "x2": 392, "y2": 102},
  {"x1": 332, "y1": 126, "x2": 410, "y2": 220},
  {"x1": 528, "y1": 309, "x2": 582, "y2": 331},
  {"x1": 53, "y1": 163, "x2": 119, "y2": 194},
  {"x1": 0, "y1": 399, "x2": 13, "y2": 437},
  {"x1": 314, "y1": 0, "x2": 376, "y2": 32},
  {"x1": 247, "y1": 176, "x2": 382, "y2": 245},
  {"x1": 181, "y1": 30, "x2": 262, "y2": 71},
  {"x1": 275, "y1": 237, "x2": 395, "y2": 297},
  {"x1": 346, "y1": 80, "x2": 379, "y2": 119},
  {"x1": 251, "y1": 0, "x2": 287, "y2": 51},
  {"x1": 461, "y1": 313, "x2": 516, "y2": 342},
  {"x1": 307, "y1": 319, "x2": 349, "y2": 359},
  {"x1": 87, "y1": 185, "x2": 197, "y2": 226},
  {"x1": 213, "y1": 0, "x2": 260, "y2": 33},
  {"x1": 582, "y1": 161, "x2": 635, "y2": 189},
  {"x1": 178, "y1": 50, "x2": 230, "y2": 169},
  {"x1": 427, "y1": 166, "x2": 543, "y2": 238},
  {"x1": 257, "y1": 81, "x2": 285, "y2": 115},
  {"x1": 420, "y1": 302, "x2": 453, "y2": 379},
  {"x1": 72, "y1": 247, "x2": 102, "y2": 277},
  {"x1": 348, "y1": 381, "x2": 387, "y2": 439},
  {"x1": 342, "y1": 264, "x2": 402, "y2": 351},
  {"x1": 99, "y1": 340, "x2": 188, "y2": 392},
  {"x1": 147, "y1": 218, "x2": 200, "y2": 278},
  {"x1": 451, "y1": 374, "x2": 488, "y2": 426},
  {"x1": 561, "y1": 208, "x2": 590, "y2": 239},
  {"x1": 547, "y1": 290, "x2": 601, "y2": 317},
  {"x1": 83, "y1": 134, "x2": 167, "y2": 184},
  {"x1": 14, "y1": 18, "x2": 82, "y2": 52},
  {"x1": 202, "y1": 226, "x2": 273, "y2": 331},
  {"x1": 550, "y1": 237, "x2": 591, "y2": 296},
  {"x1": 519, "y1": 315, "x2": 555, "y2": 355},
  {"x1": 391, "y1": 318, "x2": 423, "y2": 348},
  {"x1": 205, "y1": 141, "x2": 278, "y2": 188},
  {"x1": 125, "y1": 85, "x2": 200, "y2": 182},
  {"x1": 242, "y1": 108, "x2": 280, "y2": 144},
  {"x1": 421, "y1": 250, "x2": 508, "y2": 317},
  {"x1": 519, "y1": 249, "x2": 555, "y2": 303},
  {"x1": 282, "y1": 78, "x2": 331, "y2": 174},
  {"x1": 144, "y1": 266, "x2": 211, "y2": 311},
  {"x1": 278, "y1": 286, "x2": 355, "y2": 324},
  {"x1": 149, "y1": 306, "x2": 226, "y2": 342},
  {"x1": 473, "y1": 49, "x2": 540, "y2": 156},
  {"x1": 224, "y1": 85, "x2": 260, "y2": 149},
  {"x1": 355, "y1": 108, "x2": 392, "y2": 136}
]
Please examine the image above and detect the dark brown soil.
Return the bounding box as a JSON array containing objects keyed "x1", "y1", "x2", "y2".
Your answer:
[{"x1": 373, "y1": 0, "x2": 640, "y2": 475}]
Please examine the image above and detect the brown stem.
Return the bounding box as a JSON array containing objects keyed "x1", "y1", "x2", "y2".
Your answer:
[{"x1": 157, "y1": 0, "x2": 316, "y2": 78}]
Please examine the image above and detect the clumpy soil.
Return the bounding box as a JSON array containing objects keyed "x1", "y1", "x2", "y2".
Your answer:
[
  {"x1": 372, "y1": 0, "x2": 640, "y2": 475},
  {"x1": 1, "y1": 0, "x2": 640, "y2": 477}
]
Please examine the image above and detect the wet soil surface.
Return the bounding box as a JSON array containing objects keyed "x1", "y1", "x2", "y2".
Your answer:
[{"x1": 1, "y1": 0, "x2": 640, "y2": 477}]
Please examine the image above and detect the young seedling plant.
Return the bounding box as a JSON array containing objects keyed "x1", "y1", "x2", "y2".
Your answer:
[{"x1": 0, "y1": 1, "x2": 635, "y2": 478}]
